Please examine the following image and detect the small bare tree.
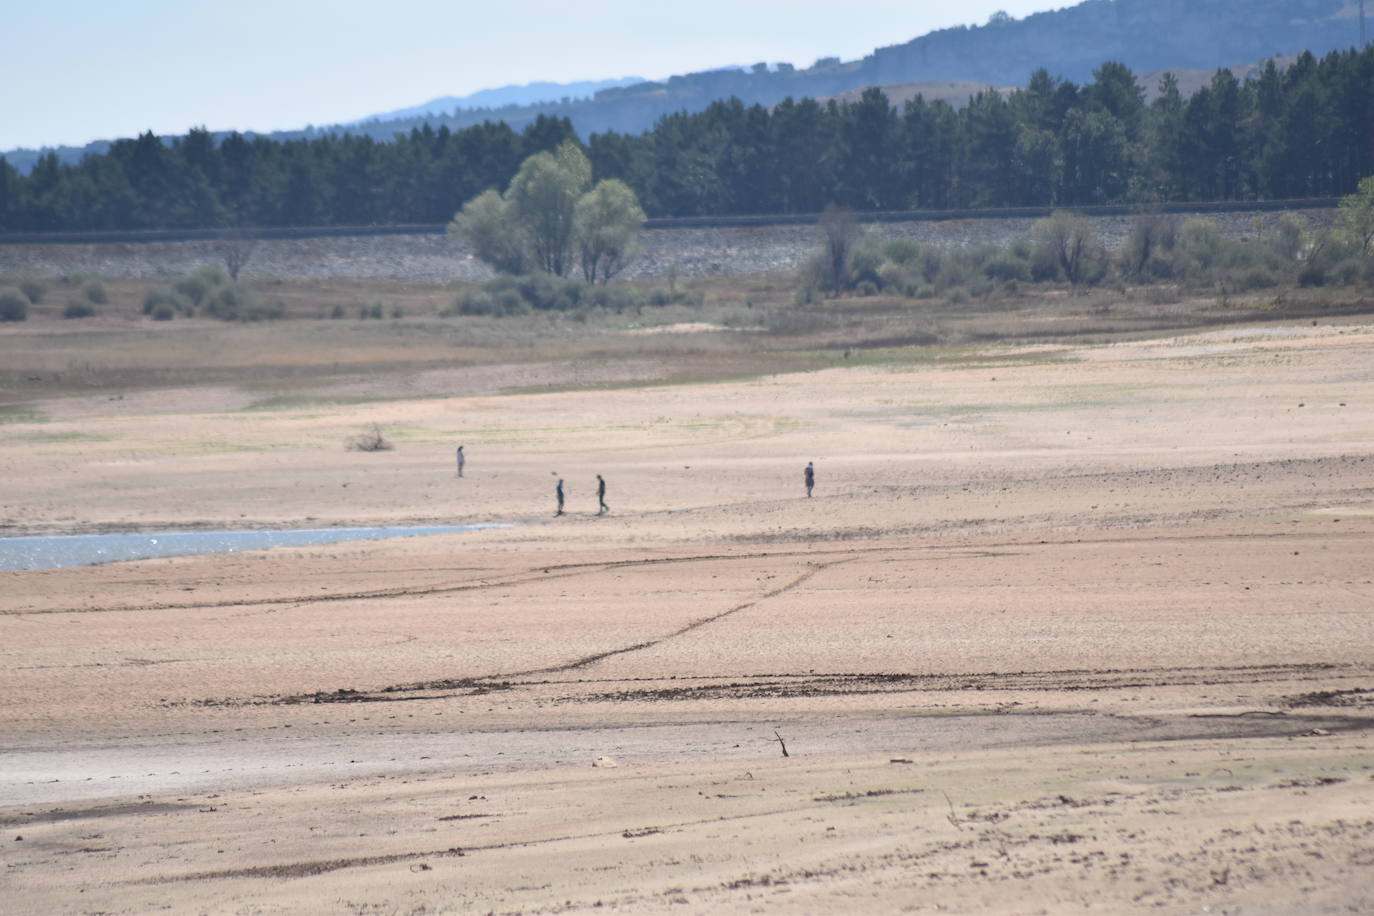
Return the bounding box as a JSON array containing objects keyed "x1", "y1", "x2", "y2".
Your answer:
[
  {"x1": 346, "y1": 423, "x2": 393, "y2": 452},
  {"x1": 219, "y1": 229, "x2": 258, "y2": 282},
  {"x1": 1032, "y1": 211, "x2": 1104, "y2": 287},
  {"x1": 1120, "y1": 212, "x2": 1177, "y2": 280},
  {"x1": 819, "y1": 204, "x2": 860, "y2": 296}
]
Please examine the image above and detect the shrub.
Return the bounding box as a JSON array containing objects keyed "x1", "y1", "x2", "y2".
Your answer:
[
  {"x1": 143, "y1": 286, "x2": 193, "y2": 317},
  {"x1": 1144, "y1": 285, "x2": 1181, "y2": 306},
  {"x1": 150, "y1": 303, "x2": 176, "y2": 321},
  {"x1": 1273, "y1": 213, "x2": 1307, "y2": 262},
  {"x1": 1120, "y1": 214, "x2": 1179, "y2": 280},
  {"x1": 983, "y1": 248, "x2": 1031, "y2": 282},
  {"x1": 174, "y1": 265, "x2": 230, "y2": 305},
  {"x1": 451, "y1": 287, "x2": 528, "y2": 317},
  {"x1": 1235, "y1": 266, "x2": 1279, "y2": 290},
  {"x1": 646, "y1": 286, "x2": 699, "y2": 307},
  {"x1": 0, "y1": 290, "x2": 28, "y2": 321},
  {"x1": 966, "y1": 275, "x2": 999, "y2": 299},
  {"x1": 796, "y1": 253, "x2": 830, "y2": 296},
  {"x1": 19, "y1": 280, "x2": 46, "y2": 304},
  {"x1": 1030, "y1": 211, "x2": 1106, "y2": 286},
  {"x1": 845, "y1": 233, "x2": 885, "y2": 290},
  {"x1": 449, "y1": 273, "x2": 662, "y2": 316},
  {"x1": 203, "y1": 283, "x2": 282, "y2": 321},
  {"x1": 877, "y1": 262, "x2": 919, "y2": 295},
  {"x1": 935, "y1": 249, "x2": 987, "y2": 290},
  {"x1": 63, "y1": 300, "x2": 97, "y2": 319},
  {"x1": 347, "y1": 423, "x2": 393, "y2": 452},
  {"x1": 883, "y1": 239, "x2": 943, "y2": 282},
  {"x1": 585, "y1": 284, "x2": 645, "y2": 310},
  {"x1": 329, "y1": 304, "x2": 347, "y2": 319},
  {"x1": 82, "y1": 279, "x2": 108, "y2": 304},
  {"x1": 881, "y1": 237, "x2": 921, "y2": 266},
  {"x1": 1299, "y1": 231, "x2": 1363, "y2": 287},
  {"x1": 1177, "y1": 219, "x2": 1225, "y2": 275}
]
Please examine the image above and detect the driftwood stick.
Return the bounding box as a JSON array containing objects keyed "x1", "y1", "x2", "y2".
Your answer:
[{"x1": 773, "y1": 730, "x2": 789, "y2": 758}]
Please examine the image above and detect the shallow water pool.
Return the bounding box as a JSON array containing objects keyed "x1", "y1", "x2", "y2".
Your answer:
[{"x1": 0, "y1": 524, "x2": 503, "y2": 571}]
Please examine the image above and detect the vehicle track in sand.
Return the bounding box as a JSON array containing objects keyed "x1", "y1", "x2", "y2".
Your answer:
[{"x1": 9, "y1": 519, "x2": 1372, "y2": 618}]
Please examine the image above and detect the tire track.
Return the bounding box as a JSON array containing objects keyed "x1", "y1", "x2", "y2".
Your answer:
[
  {"x1": 13, "y1": 520, "x2": 1359, "y2": 618},
  {"x1": 509, "y1": 557, "x2": 851, "y2": 677},
  {"x1": 253, "y1": 557, "x2": 853, "y2": 705},
  {"x1": 138, "y1": 802, "x2": 820, "y2": 884},
  {"x1": 0, "y1": 545, "x2": 923, "y2": 617}
]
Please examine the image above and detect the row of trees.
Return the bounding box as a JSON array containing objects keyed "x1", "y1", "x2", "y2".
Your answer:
[{"x1": 2, "y1": 47, "x2": 1372, "y2": 232}]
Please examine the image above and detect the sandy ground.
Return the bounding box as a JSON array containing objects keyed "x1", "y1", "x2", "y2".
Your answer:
[{"x1": 2, "y1": 321, "x2": 1373, "y2": 913}]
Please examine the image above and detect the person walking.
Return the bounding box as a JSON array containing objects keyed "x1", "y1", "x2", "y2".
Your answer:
[
  {"x1": 596, "y1": 474, "x2": 609, "y2": 515},
  {"x1": 455, "y1": 445, "x2": 465, "y2": 477},
  {"x1": 554, "y1": 478, "x2": 565, "y2": 517},
  {"x1": 804, "y1": 461, "x2": 815, "y2": 498}
]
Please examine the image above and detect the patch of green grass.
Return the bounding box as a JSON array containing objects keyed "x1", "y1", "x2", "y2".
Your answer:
[
  {"x1": 9, "y1": 430, "x2": 110, "y2": 444},
  {"x1": 116, "y1": 441, "x2": 280, "y2": 457},
  {"x1": 0, "y1": 405, "x2": 45, "y2": 425},
  {"x1": 243, "y1": 391, "x2": 447, "y2": 413}
]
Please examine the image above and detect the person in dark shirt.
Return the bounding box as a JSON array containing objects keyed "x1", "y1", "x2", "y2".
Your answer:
[
  {"x1": 456, "y1": 445, "x2": 465, "y2": 477},
  {"x1": 596, "y1": 474, "x2": 609, "y2": 515},
  {"x1": 555, "y1": 478, "x2": 565, "y2": 516},
  {"x1": 804, "y1": 461, "x2": 815, "y2": 497}
]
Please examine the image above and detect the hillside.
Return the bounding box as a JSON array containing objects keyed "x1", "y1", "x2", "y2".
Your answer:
[
  {"x1": 346, "y1": 76, "x2": 645, "y2": 125},
  {"x1": 328, "y1": 0, "x2": 1362, "y2": 143},
  {"x1": 3, "y1": 0, "x2": 1365, "y2": 174}
]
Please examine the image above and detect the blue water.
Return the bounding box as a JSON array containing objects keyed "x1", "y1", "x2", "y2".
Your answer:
[{"x1": 0, "y1": 524, "x2": 503, "y2": 571}]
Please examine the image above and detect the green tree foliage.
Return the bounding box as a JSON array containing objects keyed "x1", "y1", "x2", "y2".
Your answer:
[
  {"x1": 449, "y1": 189, "x2": 527, "y2": 274},
  {"x1": 574, "y1": 179, "x2": 645, "y2": 284},
  {"x1": 453, "y1": 142, "x2": 644, "y2": 281},
  {"x1": 2, "y1": 49, "x2": 1373, "y2": 232},
  {"x1": 1338, "y1": 175, "x2": 1374, "y2": 256},
  {"x1": 507, "y1": 142, "x2": 592, "y2": 276}
]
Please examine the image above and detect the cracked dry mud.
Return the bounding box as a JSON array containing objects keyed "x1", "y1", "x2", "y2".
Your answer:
[{"x1": 2, "y1": 321, "x2": 1373, "y2": 914}]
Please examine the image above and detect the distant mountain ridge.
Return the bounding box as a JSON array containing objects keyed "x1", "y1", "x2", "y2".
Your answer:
[
  {"x1": 348, "y1": 77, "x2": 645, "y2": 124},
  {"x1": 4, "y1": 0, "x2": 1366, "y2": 173}
]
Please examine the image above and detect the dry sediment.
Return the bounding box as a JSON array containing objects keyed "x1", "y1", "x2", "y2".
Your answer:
[{"x1": 0, "y1": 311, "x2": 1371, "y2": 913}]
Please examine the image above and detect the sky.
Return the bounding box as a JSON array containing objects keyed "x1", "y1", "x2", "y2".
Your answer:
[{"x1": 4, "y1": 0, "x2": 1059, "y2": 151}]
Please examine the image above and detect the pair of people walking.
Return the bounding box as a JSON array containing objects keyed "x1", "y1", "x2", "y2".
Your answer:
[{"x1": 554, "y1": 474, "x2": 609, "y2": 517}]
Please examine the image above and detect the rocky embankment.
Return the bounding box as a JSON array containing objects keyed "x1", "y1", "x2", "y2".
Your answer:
[{"x1": 0, "y1": 209, "x2": 1334, "y2": 284}]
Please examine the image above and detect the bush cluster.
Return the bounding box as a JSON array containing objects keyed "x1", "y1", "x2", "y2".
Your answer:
[
  {"x1": 63, "y1": 300, "x2": 97, "y2": 319},
  {"x1": 448, "y1": 274, "x2": 701, "y2": 317},
  {"x1": 0, "y1": 290, "x2": 29, "y2": 321},
  {"x1": 800, "y1": 208, "x2": 1374, "y2": 303},
  {"x1": 19, "y1": 280, "x2": 46, "y2": 304},
  {"x1": 82, "y1": 279, "x2": 108, "y2": 304},
  {"x1": 143, "y1": 264, "x2": 283, "y2": 321}
]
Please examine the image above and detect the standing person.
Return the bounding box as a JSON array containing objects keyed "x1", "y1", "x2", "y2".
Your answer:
[
  {"x1": 596, "y1": 474, "x2": 609, "y2": 515},
  {"x1": 455, "y1": 445, "x2": 465, "y2": 477},
  {"x1": 804, "y1": 461, "x2": 815, "y2": 498},
  {"x1": 555, "y1": 478, "x2": 565, "y2": 517}
]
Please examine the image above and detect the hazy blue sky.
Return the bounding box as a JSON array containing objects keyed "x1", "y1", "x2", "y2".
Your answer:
[{"x1": 6, "y1": 0, "x2": 1058, "y2": 150}]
